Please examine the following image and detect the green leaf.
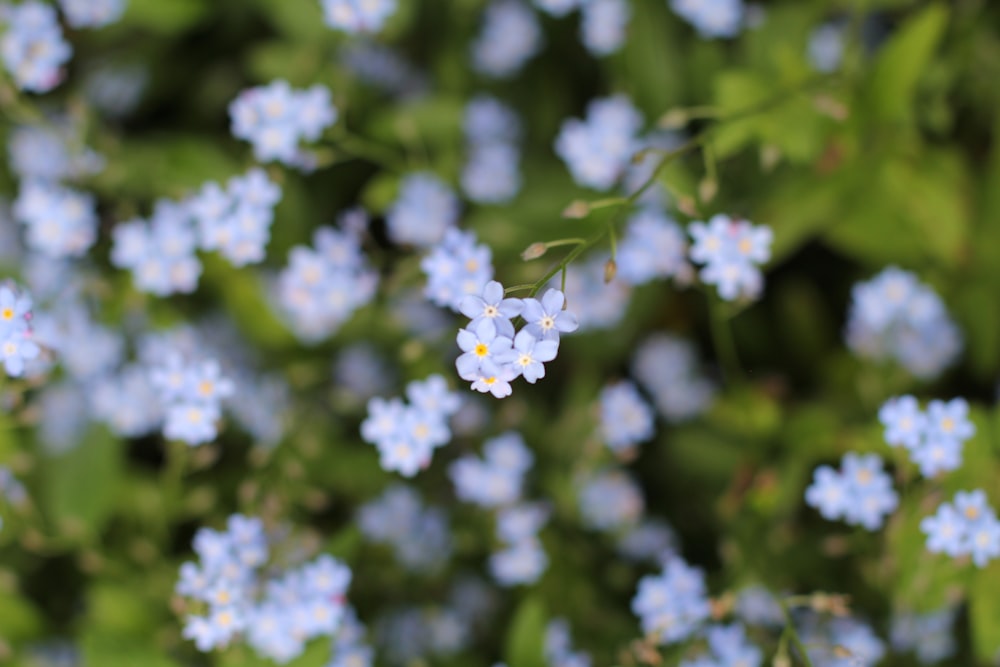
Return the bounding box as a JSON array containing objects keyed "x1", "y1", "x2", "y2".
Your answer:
[
  {"x1": 503, "y1": 595, "x2": 548, "y2": 667},
  {"x1": 867, "y1": 3, "x2": 949, "y2": 123},
  {"x1": 81, "y1": 635, "x2": 182, "y2": 667},
  {"x1": 0, "y1": 589, "x2": 43, "y2": 643},
  {"x1": 120, "y1": 0, "x2": 209, "y2": 34},
  {"x1": 970, "y1": 563, "x2": 1000, "y2": 663},
  {"x1": 41, "y1": 425, "x2": 123, "y2": 537}
]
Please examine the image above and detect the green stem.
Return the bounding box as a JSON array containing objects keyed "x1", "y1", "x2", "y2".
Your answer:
[
  {"x1": 708, "y1": 293, "x2": 743, "y2": 385},
  {"x1": 779, "y1": 598, "x2": 815, "y2": 667}
]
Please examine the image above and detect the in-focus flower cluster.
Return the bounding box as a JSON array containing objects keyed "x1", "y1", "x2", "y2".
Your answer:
[
  {"x1": 358, "y1": 485, "x2": 452, "y2": 573},
  {"x1": 490, "y1": 502, "x2": 550, "y2": 586},
  {"x1": 455, "y1": 281, "x2": 577, "y2": 398},
  {"x1": 189, "y1": 168, "x2": 282, "y2": 266},
  {"x1": 320, "y1": 0, "x2": 397, "y2": 34},
  {"x1": 555, "y1": 94, "x2": 642, "y2": 191},
  {"x1": 879, "y1": 396, "x2": 975, "y2": 477},
  {"x1": 176, "y1": 515, "x2": 353, "y2": 663},
  {"x1": 845, "y1": 266, "x2": 962, "y2": 379},
  {"x1": 0, "y1": 282, "x2": 39, "y2": 376},
  {"x1": 632, "y1": 555, "x2": 711, "y2": 644},
  {"x1": 688, "y1": 214, "x2": 772, "y2": 301},
  {"x1": 360, "y1": 374, "x2": 461, "y2": 476},
  {"x1": 421, "y1": 228, "x2": 494, "y2": 312},
  {"x1": 275, "y1": 216, "x2": 378, "y2": 342},
  {"x1": 229, "y1": 80, "x2": 337, "y2": 167},
  {"x1": 462, "y1": 96, "x2": 522, "y2": 204},
  {"x1": 805, "y1": 453, "x2": 898, "y2": 530},
  {"x1": 670, "y1": 0, "x2": 746, "y2": 39},
  {"x1": 471, "y1": 0, "x2": 542, "y2": 78},
  {"x1": 599, "y1": 382, "x2": 654, "y2": 455},
  {"x1": 921, "y1": 490, "x2": 1000, "y2": 568}
]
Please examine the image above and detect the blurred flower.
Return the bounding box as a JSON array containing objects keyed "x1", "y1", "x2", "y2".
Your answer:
[
  {"x1": 599, "y1": 381, "x2": 654, "y2": 454},
  {"x1": 387, "y1": 172, "x2": 460, "y2": 248},
  {"x1": 189, "y1": 168, "x2": 282, "y2": 267},
  {"x1": 555, "y1": 95, "x2": 643, "y2": 191},
  {"x1": 688, "y1": 214, "x2": 772, "y2": 302},
  {"x1": 808, "y1": 23, "x2": 845, "y2": 73},
  {"x1": 578, "y1": 469, "x2": 644, "y2": 531},
  {"x1": 669, "y1": 0, "x2": 745, "y2": 39},
  {"x1": 13, "y1": 183, "x2": 98, "y2": 258},
  {"x1": 358, "y1": 485, "x2": 452, "y2": 572},
  {"x1": 805, "y1": 453, "x2": 898, "y2": 530},
  {"x1": 229, "y1": 81, "x2": 337, "y2": 166},
  {"x1": 110, "y1": 199, "x2": 202, "y2": 296},
  {"x1": 632, "y1": 555, "x2": 711, "y2": 645},
  {"x1": 58, "y1": 0, "x2": 126, "y2": 28},
  {"x1": 580, "y1": 0, "x2": 630, "y2": 56},
  {"x1": 421, "y1": 228, "x2": 494, "y2": 311},
  {"x1": 471, "y1": 0, "x2": 542, "y2": 78},
  {"x1": 921, "y1": 490, "x2": 1000, "y2": 567},
  {"x1": 321, "y1": 0, "x2": 397, "y2": 34},
  {"x1": 845, "y1": 266, "x2": 962, "y2": 379},
  {"x1": 0, "y1": 1, "x2": 72, "y2": 92},
  {"x1": 631, "y1": 334, "x2": 715, "y2": 422}
]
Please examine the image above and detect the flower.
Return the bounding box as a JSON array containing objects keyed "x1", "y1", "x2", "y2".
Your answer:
[
  {"x1": 471, "y1": 1, "x2": 542, "y2": 78},
  {"x1": 521, "y1": 288, "x2": 579, "y2": 341},
  {"x1": 0, "y1": 1, "x2": 72, "y2": 92},
  {"x1": 599, "y1": 381, "x2": 654, "y2": 453},
  {"x1": 386, "y1": 172, "x2": 460, "y2": 248},
  {"x1": 878, "y1": 396, "x2": 975, "y2": 478},
  {"x1": 632, "y1": 555, "x2": 711, "y2": 645},
  {"x1": 922, "y1": 490, "x2": 1000, "y2": 567},
  {"x1": 555, "y1": 95, "x2": 643, "y2": 191},
  {"x1": 688, "y1": 214, "x2": 772, "y2": 301},
  {"x1": 805, "y1": 453, "x2": 898, "y2": 530},
  {"x1": 320, "y1": 0, "x2": 397, "y2": 34}
]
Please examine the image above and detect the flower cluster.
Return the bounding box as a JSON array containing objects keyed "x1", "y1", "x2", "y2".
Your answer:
[
  {"x1": 0, "y1": 283, "x2": 39, "y2": 377},
  {"x1": 0, "y1": 1, "x2": 71, "y2": 92},
  {"x1": 149, "y1": 351, "x2": 234, "y2": 446},
  {"x1": 358, "y1": 485, "x2": 452, "y2": 573},
  {"x1": 490, "y1": 502, "x2": 550, "y2": 586},
  {"x1": 578, "y1": 469, "x2": 644, "y2": 532},
  {"x1": 599, "y1": 382, "x2": 654, "y2": 455},
  {"x1": 111, "y1": 199, "x2": 201, "y2": 296},
  {"x1": 845, "y1": 266, "x2": 962, "y2": 379},
  {"x1": 879, "y1": 396, "x2": 975, "y2": 477},
  {"x1": 688, "y1": 214, "x2": 772, "y2": 301},
  {"x1": 455, "y1": 281, "x2": 577, "y2": 398},
  {"x1": 617, "y1": 208, "x2": 692, "y2": 287},
  {"x1": 462, "y1": 96, "x2": 522, "y2": 203},
  {"x1": 275, "y1": 220, "x2": 378, "y2": 342},
  {"x1": 189, "y1": 168, "x2": 282, "y2": 266},
  {"x1": 532, "y1": 0, "x2": 629, "y2": 56},
  {"x1": 805, "y1": 453, "x2": 898, "y2": 530},
  {"x1": 555, "y1": 94, "x2": 643, "y2": 191},
  {"x1": 890, "y1": 608, "x2": 957, "y2": 664},
  {"x1": 449, "y1": 431, "x2": 534, "y2": 508},
  {"x1": 670, "y1": 0, "x2": 746, "y2": 39},
  {"x1": 387, "y1": 172, "x2": 460, "y2": 248},
  {"x1": 681, "y1": 623, "x2": 763, "y2": 667},
  {"x1": 176, "y1": 515, "x2": 353, "y2": 663},
  {"x1": 9, "y1": 121, "x2": 104, "y2": 184},
  {"x1": 58, "y1": 0, "x2": 127, "y2": 28},
  {"x1": 360, "y1": 374, "x2": 461, "y2": 477},
  {"x1": 328, "y1": 609, "x2": 374, "y2": 667},
  {"x1": 320, "y1": 0, "x2": 397, "y2": 33},
  {"x1": 631, "y1": 334, "x2": 715, "y2": 422},
  {"x1": 229, "y1": 80, "x2": 337, "y2": 166},
  {"x1": 471, "y1": 0, "x2": 542, "y2": 78},
  {"x1": 13, "y1": 183, "x2": 98, "y2": 258},
  {"x1": 800, "y1": 615, "x2": 886, "y2": 667},
  {"x1": 421, "y1": 228, "x2": 494, "y2": 311},
  {"x1": 617, "y1": 518, "x2": 678, "y2": 564},
  {"x1": 545, "y1": 618, "x2": 593, "y2": 667},
  {"x1": 631, "y1": 555, "x2": 711, "y2": 645},
  {"x1": 921, "y1": 490, "x2": 1000, "y2": 568}
]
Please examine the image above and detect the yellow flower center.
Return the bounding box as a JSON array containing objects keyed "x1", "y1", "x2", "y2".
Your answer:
[
  {"x1": 474, "y1": 343, "x2": 489, "y2": 357},
  {"x1": 1, "y1": 308, "x2": 13, "y2": 320}
]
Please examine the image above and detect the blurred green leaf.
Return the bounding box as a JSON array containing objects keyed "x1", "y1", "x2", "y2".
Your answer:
[
  {"x1": 41, "y1": 426, "x2": 123, "y2": 537},
  {"x1": 0, "y1": 590, "x2": 43, "y2": 643},
  {"x1": 504, "y1": 595, "x2": 548, "y2": 667},
  {"x1": 867, "y1": 3, "x2": 949, "y2": 123},
  {"x1": 121, "y1": 0, "x2": 209, "y2": 34}
]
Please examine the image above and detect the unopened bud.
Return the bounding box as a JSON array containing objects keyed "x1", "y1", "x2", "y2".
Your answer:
[
  {"x1": 562, "y1": 200, "x2": 590, "y2": 219},
  {"x1": 698, "y1": 177, "x2": 718, "y2": 203},
  {"x1": 604, "y1": 258, "x2": 617, "y2": 283},
  {"x1": 658, "y1": 108, "x2": 688, "y2": 129},
  {"x1": 760, "y1": 144, "x2": 782, "y2": 172},
  {"x1": 677, "y1": 196, "x2": 698, "y2": 217},
  {"x1": 772, "y1": 654, "x2": 791, "y2": 667},
  {"x1": 521, "y1": 242, "x2": 547, "y2": 260}
]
